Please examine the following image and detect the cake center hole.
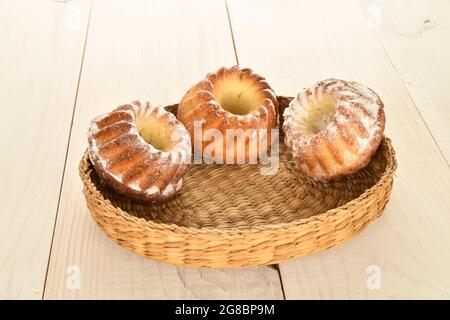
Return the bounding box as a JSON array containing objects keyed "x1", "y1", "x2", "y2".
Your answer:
[
  {"x1": 136, "y1": 118, "x2": 172, "y2": 152},
  {"x1": 304, "y1": 94, "x2": 337, "y2": 135},
  {"x1": 215, "y1": 79, "x2": 263, "y2": 115}
]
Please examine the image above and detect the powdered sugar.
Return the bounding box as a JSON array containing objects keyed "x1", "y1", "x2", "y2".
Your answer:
[
  {"x1": 87, "y1": 100, "x2": 191, "y2": 201},
  {"x1": 365, "y1": 103, "x2": 380, "y2": 117},
  {"x1": 129, "y1": 181, "x2": 141, "y2": 192},
  {"x1": 175, "y1": 179, "x2": 183, "y2": 191},
  {"x1": 335, "y1": 113, "x2": 348, "y2": 125},
  {"x1": 356, "y1": 136, "x2": 371, "y2": 152},
  {"x1": 285, "y1": 79, "x2": 382, "y2": 139},
  {"x1": 146, "y1": 185, "x2": 160, "y2": 196},
  {"x1": 162, "y1": 184, "x2": 174, "y2": 197},
  {"x1": 283, "y1": 78, "x2": 385, "y2": 179}
]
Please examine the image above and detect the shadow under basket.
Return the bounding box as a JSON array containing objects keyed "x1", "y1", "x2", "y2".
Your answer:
[{"x1": 79, "y1": 96, "x2": 397, "y2": 268}]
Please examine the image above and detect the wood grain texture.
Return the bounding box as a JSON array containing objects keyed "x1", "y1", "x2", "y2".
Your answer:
[
  {"x1": 359, "y1": 0, "x2": 450, "y2": 165},
  {"x1": 0, "y1": 0, "x2": 91, "y2": 299},
  {"x1": 44, "y1": 0, "x2": 283, "y2": 299},
  {"x1": 227, "y1": 0, "x2": 450, "y2": 299}
]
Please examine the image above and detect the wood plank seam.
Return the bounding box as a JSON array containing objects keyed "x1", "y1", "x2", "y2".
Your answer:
[
  {"x1": 224, "y1": 0, "x2": 240, "y2": 66},
  {"x1": 41, "y1": 0, "x2": 94, "y2": 300},
  {"x1": 225, "y1": 0, "x2": 450, "y2": 299},
  {"x1": 272, "y1": 264, "x2": 287, "y2": 299},
  {"x1": 44, "y1": 0, "x2": 284, "y2": 299},
  {"x1": 0, "y1": 0, "x2": 94, "y2": 299},
  {"x1": 371, "y1": 30, "x2": 450, "y2": 168},
  {"x1": 357, "y1": 0, "x2": 450, "y2": 167},
  {"x1": 225, "y1": 0, "x2": 287, "y2": 299}
]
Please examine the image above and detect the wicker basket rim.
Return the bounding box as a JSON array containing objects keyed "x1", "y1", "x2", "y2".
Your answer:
[{"x1": 80, "y1": 134, "x2": 397, "y2": 236}]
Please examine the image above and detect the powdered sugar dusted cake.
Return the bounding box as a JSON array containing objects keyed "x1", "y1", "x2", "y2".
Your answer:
[
  {"x1": 177, "y1": 66, "x2": 278, "y2": 164},
  {"x1": 88, "y1": 100, "x2": 191, "y2": 202},
  {"x1": 283, "y1": 79, "x2": 385, "y2": 181}
]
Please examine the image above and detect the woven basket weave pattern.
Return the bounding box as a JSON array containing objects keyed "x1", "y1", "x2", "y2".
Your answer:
[{"x1": 80, "y1": 96, "x2": 397, "y2": 268}]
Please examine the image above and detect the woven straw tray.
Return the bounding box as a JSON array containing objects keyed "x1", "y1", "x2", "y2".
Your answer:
[{"x1": 80, "y1": 96, "x2": 397, "y2": 268}]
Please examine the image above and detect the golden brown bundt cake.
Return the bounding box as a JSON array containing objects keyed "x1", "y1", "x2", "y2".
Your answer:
[
  {"x1": 177, "y1": 66, "x2": 278, "y2": 164},
  {"x1": 283, "y1": 79, "x2": 386, "y2": 181},
  {"x1": 88, "y1": 100, "x2": 191, "y2": 202}
]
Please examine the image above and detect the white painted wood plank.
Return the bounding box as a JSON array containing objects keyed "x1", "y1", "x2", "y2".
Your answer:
[
  {"x1": 228, "y1": 0, "x2": 450, "y2": 299},
  {"x1": 359, "y1": 0, "x2": 450, "y2": 165},
  {"x1": 0, "y1": 0, "x2": 91, "y2": 299},
  {"x1": 44, "y1": 0, "x2": 283, "y2": 299}
]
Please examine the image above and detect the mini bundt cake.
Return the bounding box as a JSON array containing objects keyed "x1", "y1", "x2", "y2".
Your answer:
[
  {"x1": 177, "y1": 66, "x2": 278, "y2": 164},
  {"x1": 283, "y1": 79, "x2": 386, "y2": 181},
  {"x1": 88, "y1": 100, "x2": 192, "y2": 203}
]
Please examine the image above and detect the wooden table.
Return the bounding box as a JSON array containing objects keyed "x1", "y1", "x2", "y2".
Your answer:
[{"x1": 1, "y1": 0, "x2": 449, "y2": 300}]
